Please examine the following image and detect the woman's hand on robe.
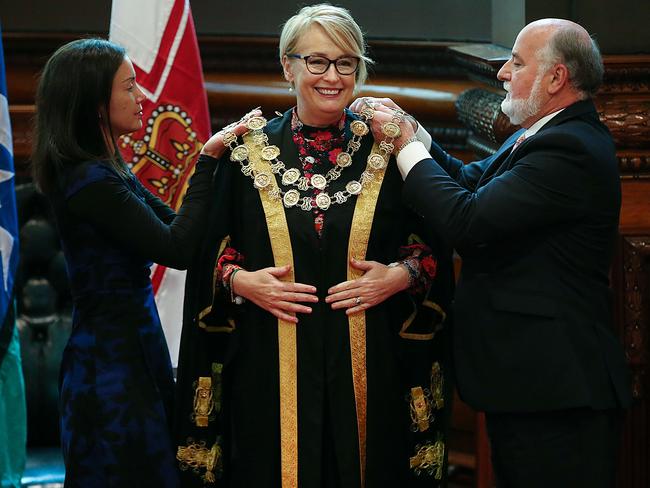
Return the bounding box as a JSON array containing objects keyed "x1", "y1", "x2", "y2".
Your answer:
[
  {"x1": 325, "y1": 258, "x2": 410, "y2": 315},
  {"x1": 231, "y1": 265, "x2": 318, "y2": 324},
  {"x1": 200, "y1": 107, "x2": 262, "y2": 159}
]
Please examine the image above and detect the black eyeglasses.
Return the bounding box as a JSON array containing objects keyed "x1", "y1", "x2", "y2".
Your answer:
[{"x1": 286, "y1": 54, "x2": 359, "y2": 75}]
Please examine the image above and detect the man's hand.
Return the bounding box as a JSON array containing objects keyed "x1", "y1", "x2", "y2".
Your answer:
[{"x1": 349, "y1": 97, "x2": 417, "y2": 153}]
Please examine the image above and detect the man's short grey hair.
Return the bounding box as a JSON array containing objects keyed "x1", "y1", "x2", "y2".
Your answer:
[{"x1": 538, "y1": 28, "x2": 604, "y2": 99}]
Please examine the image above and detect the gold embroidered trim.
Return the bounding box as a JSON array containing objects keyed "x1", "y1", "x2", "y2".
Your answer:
[
  {"x1": 177, "y1": 440, "x2": 222, "y2": 484},
  {"x1": 409, "y1": 386, "x2": 433, "y2": 432},
  {"x1": 198, "y1": 320, "x2": 236, "y2": 333},
  {"x1": 198, "y1": 236, "x2": 236, "y2": 333},
  {"x1": 212, "y1": 363, "x2": 224, "y2": 414},
  {"x1": 430, "y1": 362, "x2": 444, "y2": 410},
  {"x1": 193, "y1": 377, "x2": 214, "y2": 427},
  {"x1": 347, "y1": 142, "x2": 388, "y2": 487},
  {"x1": 399, "y1": 299, "x2": 447, "y2": 341},
  {"x1": 246, "y1": 132, "x2": 298, "y2": 488},
  {"x1": 409, "y1": 440, "x2": 445, "y2": 479}
]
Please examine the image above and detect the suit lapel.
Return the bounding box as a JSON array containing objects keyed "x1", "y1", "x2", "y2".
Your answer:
[
  {"x1": 476, "y1": 129, "x2": 525, "y2": 188},
  {"x1": 476, "y1": 100, "x2": 599, "y2": 189}
]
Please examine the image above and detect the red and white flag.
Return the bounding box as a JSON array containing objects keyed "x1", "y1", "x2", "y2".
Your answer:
[{"x1": 110, "y1": 0, "x2": 211, "y2": 367}]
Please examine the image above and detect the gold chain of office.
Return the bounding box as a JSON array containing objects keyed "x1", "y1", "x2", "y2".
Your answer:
[{"x1": 221, "y1": 107, "x2": 404, "y2": 211}]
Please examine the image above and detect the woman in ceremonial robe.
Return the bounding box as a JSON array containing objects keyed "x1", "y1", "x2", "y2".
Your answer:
[{"x1": 175, "y1": 5, "x2": 454, "y2": 487}]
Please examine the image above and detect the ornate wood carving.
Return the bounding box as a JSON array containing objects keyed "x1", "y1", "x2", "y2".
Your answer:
[
  {"x1": 617, "y1": 154, "x2": 650, "y2": 179},
  {"x1": 596, "y1": 99, "x2": 650, "y2": 149},
  {"x1": 596, "y1": 98, "x2": 650, "y2": 179},
  {"x1": 455, "y1": 88, "x2": 512, "y2": 144},
  {"x1": 601, "y1": 55, "x2": 650, "y2": 95},
  {"x1": 622, "y1": 236, "x2": 650, "y2": 399},
  {"x1": 617, "y1": 238, "x2": 650, "y2": 488}
]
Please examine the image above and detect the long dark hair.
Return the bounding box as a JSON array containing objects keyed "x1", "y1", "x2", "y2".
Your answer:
[{"x1": 32, "y1": 38, "x2": 128, "y2": 194}]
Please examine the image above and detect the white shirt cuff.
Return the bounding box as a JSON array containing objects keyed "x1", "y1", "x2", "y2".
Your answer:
[
  {"x1": 396, "y1": 141, "x2": 431, "y2": 180},
  {"x1": 416, "y1": 123, "x2": 432, "y2": 150}
]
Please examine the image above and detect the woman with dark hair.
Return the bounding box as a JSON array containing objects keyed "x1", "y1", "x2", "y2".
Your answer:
[{"x1": 32, "y1": 38, "x2": 253, "y2": 487}]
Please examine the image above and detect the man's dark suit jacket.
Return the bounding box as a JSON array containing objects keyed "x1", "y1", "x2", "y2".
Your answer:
[{"x1": 404, "y1": 99, "x2": 632, "y2": 413}]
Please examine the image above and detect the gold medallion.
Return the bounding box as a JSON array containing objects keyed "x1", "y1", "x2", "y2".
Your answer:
[
  {"x1": 346, "y1": 180, "x2": 362, "y2": 195},
  {"x1": 368, "y1": 153, "x2": 387, "y2": 170},
  {"x1": 351, "y1": 120, "x2": 369, "y2": 137},
  {"x1": 283, "y1": 189, "x2": 300, "y2": 207},
  {"x1": 230, "y1": 145, "x2": 249, "y2": 162},
  {"x1": 311, "y1": 174, "x2": 327, "y2": 190},
  {"x1": 254, "y1": 172, "x2": 271, "y2": 189},
  {"x1": 261, "y1": 145, "x2": 281, "y2": 161},
  {"x1": 315, "y1": 193, "x2": 331, "y2": 210},
  {"x1": 282, "y1": 168, "x2": 301, "y2": 185},
  {"x1": 246, "y1": 116, "x2": 267, "y2": 131},
  {"x1": 381, "y1": 121, "x2": 401, "y2": 139},
  {"x1": 336, "y1": 151, "x2": 352, "y2": 168}
]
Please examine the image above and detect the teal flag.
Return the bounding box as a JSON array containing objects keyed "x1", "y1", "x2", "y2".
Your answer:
[
  {"x1": 0, "y1": 324, "x2": 26, "y2": 488},
  {"x1": 0, "y1": 24, "x2": 26, "y2": 488}
]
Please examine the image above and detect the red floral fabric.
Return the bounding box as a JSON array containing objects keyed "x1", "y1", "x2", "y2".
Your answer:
[
  {"x1": 290, "y1": 109, "x2": 346, "y2": 238},
  {"x1": 397, "y1": 244, "x2": 437, "y2": 295},
  {"x1": 216, "y1": 247, "x2": 245, "y2": 296}
]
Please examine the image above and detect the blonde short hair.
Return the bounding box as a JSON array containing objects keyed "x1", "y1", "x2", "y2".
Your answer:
[{"x1": 279, "y1": 3, "x2": 373, "y2": 87}]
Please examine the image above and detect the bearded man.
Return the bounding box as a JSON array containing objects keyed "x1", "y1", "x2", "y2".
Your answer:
[{"x1": 354, "y1": 18, "x2": 632, "y2": 488}]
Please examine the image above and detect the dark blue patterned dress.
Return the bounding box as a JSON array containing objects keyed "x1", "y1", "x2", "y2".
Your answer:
[{"x1": 51, "y1": 157, "x2": 216, "y2": 487}]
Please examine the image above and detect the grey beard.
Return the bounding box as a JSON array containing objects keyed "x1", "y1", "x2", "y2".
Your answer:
[
  {"x1": 501, "y1": 75, "x2": 544, "y2": 126},
  {"x1": 501, "y1": 94, "x2": 542, "y2": 126}
]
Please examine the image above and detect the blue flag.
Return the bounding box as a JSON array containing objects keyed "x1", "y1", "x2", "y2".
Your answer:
[
  {"x1": 0, "y1": 26, "x2": 19, "y2": 327},
  {"x1": 0, "y1": 25, "x2": 26, "y2": 488}
]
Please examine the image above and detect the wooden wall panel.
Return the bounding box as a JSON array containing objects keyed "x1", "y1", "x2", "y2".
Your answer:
[{"x1": 616, "y1": 236, "x2": 650, "y2": 488}]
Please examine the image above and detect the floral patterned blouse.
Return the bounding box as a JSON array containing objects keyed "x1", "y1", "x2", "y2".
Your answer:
[{"x1": 291, "y1": 108, "x2": 346, "y2": 237}]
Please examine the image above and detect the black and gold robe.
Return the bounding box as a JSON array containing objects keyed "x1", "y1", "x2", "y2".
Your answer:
[{"x1": 174, "y1": 109, "x2": 454, "y2": 487}]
